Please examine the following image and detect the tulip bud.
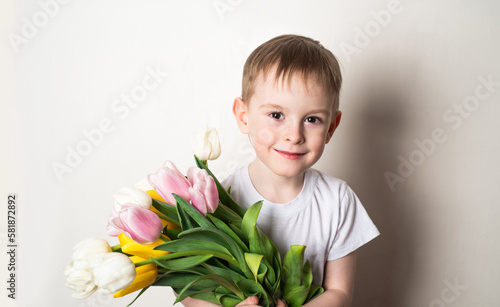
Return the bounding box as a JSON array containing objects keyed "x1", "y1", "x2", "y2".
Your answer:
[
  {"x1": 65, "y1": 238, "x2": 112, "y2": 299},
  {"x1": 147, "y1": 161, "x2": 192, "y2": 205},
  {"x1": 107, "y1": 204, "x2": 163, "y2": 244},
  {"x1": 113, "y1": 187, "x2": 152, "y2": 211},
  {"x1": 187, "y1": 167, "x2": 219, "y2": 215},
  {"x1": 91, "y1": 253, "x2": 136, "y2": 295},
  {"x1": 118, "y1": 233, "x2": 169, "y2": 259},
  {"x1": 191, "y1": 125, "x2": 221, "y2": 161},
  {"x1": 72, "y1": 238, "x2": 112, "y2": 269},
  {"x1": 64, "y1": 261, "x2": 97, "y2": 299},
  {"x1": 113, "y1": 256, "x2": 158, "y2": 298}
]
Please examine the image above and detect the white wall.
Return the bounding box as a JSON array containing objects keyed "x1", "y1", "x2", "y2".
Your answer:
[{"x1": 1, "y1": 1, "x2": 499, "y2": 306}]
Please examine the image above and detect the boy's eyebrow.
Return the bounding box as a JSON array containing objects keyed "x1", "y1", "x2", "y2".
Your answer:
[
  {"x1": 260, "y1": 104, "x2": 331, "y2": 116},
  {"x1": 259, "y1": 104, "x2": 284, "y2": 110}
]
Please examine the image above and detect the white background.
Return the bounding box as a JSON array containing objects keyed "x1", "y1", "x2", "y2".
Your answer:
[{"x1": 2, "y1": 0, "x2": 500, "y2": 306}]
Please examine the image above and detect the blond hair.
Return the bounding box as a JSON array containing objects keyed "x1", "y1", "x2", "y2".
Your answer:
[{"x1": 241, "y1": 34, "x2": 342, "y2": 110}]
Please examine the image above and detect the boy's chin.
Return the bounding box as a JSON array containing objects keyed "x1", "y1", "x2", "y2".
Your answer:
[{"x1": 266, "y1": 164, "x2": 308, "y2": 179}]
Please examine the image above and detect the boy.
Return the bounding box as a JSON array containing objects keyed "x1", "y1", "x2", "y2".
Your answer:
[{"x1": 183, "y1": 35, "x2": 379, "y2": 306}]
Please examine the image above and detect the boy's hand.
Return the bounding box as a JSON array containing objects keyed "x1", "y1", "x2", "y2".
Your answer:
[{"x1": 236, "y1": 296, "x2": 288, "y2": 307}]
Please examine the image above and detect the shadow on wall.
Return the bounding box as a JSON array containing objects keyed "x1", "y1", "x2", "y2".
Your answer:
[{"x1": 336, "y1": 62, "x2": 419, "y2": 307}]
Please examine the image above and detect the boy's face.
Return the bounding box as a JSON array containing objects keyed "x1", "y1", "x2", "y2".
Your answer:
[{"x1": 233, "y1": 70, "x2": 341, "y2": 179}]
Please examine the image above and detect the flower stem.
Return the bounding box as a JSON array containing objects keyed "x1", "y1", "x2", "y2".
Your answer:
[
  {"x1": 111, "y1": 244, "x2": 122, "y2": 252},
  {"x1": 155, "y1": 211, "x2": 181, "y2": 226}
]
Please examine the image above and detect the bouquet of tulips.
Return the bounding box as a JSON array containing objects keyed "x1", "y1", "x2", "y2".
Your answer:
[{"x1": 64, "y1": 127, "x2": 324, "y2": 307}]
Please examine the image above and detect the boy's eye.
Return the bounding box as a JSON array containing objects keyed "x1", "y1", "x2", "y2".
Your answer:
[
  {"x1": 305, "y1": 116, "x2": 322, "y2": 123},
  {"x1": 269, "y1": 112, "x2": 284, "y2": 120}
]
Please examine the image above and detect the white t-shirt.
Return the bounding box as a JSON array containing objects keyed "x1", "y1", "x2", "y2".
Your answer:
[{"x1": 222, "y1": 166, "x2": 380, "y2": 285}]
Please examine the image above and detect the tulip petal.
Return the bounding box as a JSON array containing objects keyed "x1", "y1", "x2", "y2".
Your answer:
[
  {"x1": 120, "y1": 205, "x2": 163, "y2": 244},
  {"x1": 191, "y1": 125, "x2": 221, "y2": 161},
  {"x1": 148, "y1": 162, "x2": 192, "y2": 205},
  {"x1": 121, "y1": 235, "x2": 169, "y2": 259},
  {"x1": 91, "y1": 253, "x2": 136, "y2": 295},
  {"x1": 188, "y1": 186, "x2": 208, "y2": 215},
  {"x1": 113, "y1": 256, "x2": 157, "y2": 298},
  {"x1": 205, "y1": 176, "x2": 219, "y2": 214},
  {"x1": 186, "y1": 168, "x2": 219, "y2": 214},
  {"x1": 113, "y1": 187, "x2": 152, "y2": 210}
]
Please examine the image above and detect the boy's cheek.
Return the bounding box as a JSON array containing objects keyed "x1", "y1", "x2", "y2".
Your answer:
[{"x1": 252, "y1": 127, "x2": 275, "y2": 144}]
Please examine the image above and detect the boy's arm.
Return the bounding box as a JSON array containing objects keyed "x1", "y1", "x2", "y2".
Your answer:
[{"x1": 303, "y1": 251, "x2": 357, "y2": 307}]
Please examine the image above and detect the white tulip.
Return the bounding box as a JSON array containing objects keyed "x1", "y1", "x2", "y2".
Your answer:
[
  {"x1": 191, "y1": 125, "x2": 221, "y2": 161},
  {"x1": 134, "y1": 177, "x2": 154, "y2": 192},
  {"x1": 64, "y1": 261, "x2": 97, "y2": 299},
  {"x1": 91, "y1": 253, "x2": 136, "y2": 295},
  {"x1": 72, "y1": 238, "x2": 112, "y2": 268},
  {"x1": 113, "y1": 186, "x2": 152, "y2": 211}
]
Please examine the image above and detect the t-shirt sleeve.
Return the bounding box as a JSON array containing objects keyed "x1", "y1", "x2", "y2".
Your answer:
[{"x1": 327, "y1": 184, "x2": 380, "y2": 260}]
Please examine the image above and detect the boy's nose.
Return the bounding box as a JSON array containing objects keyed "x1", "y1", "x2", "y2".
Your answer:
[{"x1": 283, "y1": 123, "x2": 304, "y2": 144}]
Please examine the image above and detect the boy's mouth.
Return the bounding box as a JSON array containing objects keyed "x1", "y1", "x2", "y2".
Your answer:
[{"x1": 274, "y1": 149, "x2": 306, "y2": 160}]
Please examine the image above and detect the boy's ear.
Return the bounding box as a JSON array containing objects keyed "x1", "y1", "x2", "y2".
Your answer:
[
  {"x1": 232, "y1": 97, "x2": 250, "y2": 134},
  {"x1": 325, "y1": 111, "x2": 342, "y2": 144}
]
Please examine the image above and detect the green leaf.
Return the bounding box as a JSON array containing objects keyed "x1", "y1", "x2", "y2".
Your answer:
[
  {"x1": 270, "y1": 255, "x2": 282, "y2": 294},
  {"x1": 195, "y1": 155, "x2": 245, "y2": 217},
  {"x1": 176, "y1": 198, "x2": 194, "y2": 231},
  {"x1": 248, "y1": 227, "x2": 275, "y2": 268},
  {"x1": 283, "y1": 245, "x2": 305, "y2": 294},
  {"x1": 212, "y1": 203, "x2": 242, "y2": 222},
  {"x1": 164, "y1": 227, "x2": 181, "y2": 240},
  {"x1": 220, "y1": 296, "x2": 244, "y2": 307},
  {"x1": 244, "y1": 253, "x2": 264, "y2": 282},
  {"x1": 174, "y1": 194, "x2": 214, "y2": 228},
  {"x1": 152, "y1": 254, "x2": 213, "y2": 270},
  {"x1": 154, "y1": 272, "x2": 218, "y2": 289},
  {"x1": 228, "y1": 220, "x2": 246, "y2": 242},
  {"x1": 284, "y1": 285, "x2": 309, "y2": 307},
  {"x1": 203, "y1": 263, "x2": 247, "y2": 283},
  {"x1": 151, "y1": 198, "x2": 178, "y2": 219},
  {"x1": 191, "y1": 292, "x2": 221, "y2": 305},
  {"x1": 156, "y1": 238, "x2": 232, "y2": 256},
  {"x1": 257, "y1": 262, "x2": 268, "y2": 284},
  {"x1": 175, "y1": 274, "x2": 244, "y2": 304},
  {"x1": 305, "y1": 284, "x2": 324, "y2": 303},
  {"x1": 237, "y1": 279, "x2": 270, "y2": 306},
  {"x1": 207, "y1": 214, "x2": 249, "y2": 253},
  {"x1": 179, "y1": 227, "x2": 252, "y2": 278},
  {"x1": 302, "y1": 259, "x2": 313, "y2": 288},
  {"x1": 241, "y1": 201, "x2": 263, "y2": 242}
]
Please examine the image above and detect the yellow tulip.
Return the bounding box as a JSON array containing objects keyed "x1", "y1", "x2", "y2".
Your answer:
[
  {"x1": 118, "y1": 233, "x2": 170, "y2": 259},
  {"x1": 113, "y1": 256, "x2": 157, "y2": 298},
  {"x1": 146, "y1": 190, "x2": 180, "y2": 230},
  {"x1": 146, "y1": 189, "x2": 165, "y2": 202}
]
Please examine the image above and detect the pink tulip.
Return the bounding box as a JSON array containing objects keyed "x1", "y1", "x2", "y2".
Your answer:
[
  {"x1": 187, "y1": 167, "x2": 219, "y2": 215},
  {"x1": 147, "y1": 161, "x2": 191, "y2": 205},
  {"x1": 106, "y1": 204, "x2": 163, "y2": 244}
]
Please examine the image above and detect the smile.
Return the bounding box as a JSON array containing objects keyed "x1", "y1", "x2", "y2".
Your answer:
[{"x1": 274, "y1": 149, "x2": 306, "y2": 160}]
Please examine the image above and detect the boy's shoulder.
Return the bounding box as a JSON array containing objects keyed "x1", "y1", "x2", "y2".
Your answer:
[
  {"x1": 307, "y1": 168, "x2": 352, "y2": 200},
  {"x1": 306, "y1": 168, "x2": 349, "y2": 190}
]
